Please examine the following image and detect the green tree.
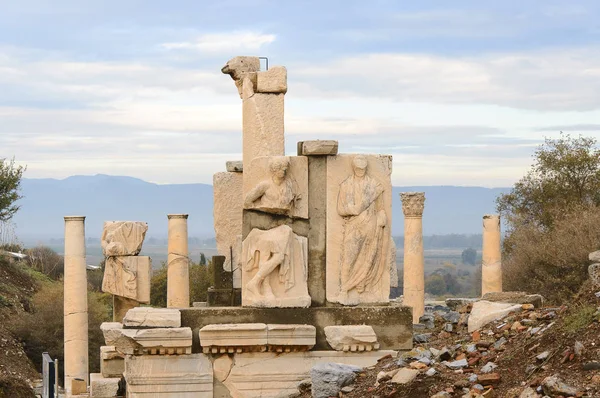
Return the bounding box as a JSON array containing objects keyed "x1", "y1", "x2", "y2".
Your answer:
[
  {"x1": 199, "y1": 252, "x2": 207, "y2": 266},
  {"x1": 425, "y1": 274, "x2": 447, "y2": 296},
  {"x1": 0, "y1": 157, "x2": 26, "y2": 222},
  {"x1": 497, "y1": 133, "x2": 600, "y2": 228},
  {"x1": 461, "y1": 247, "x2": 477, "y2": 265}
]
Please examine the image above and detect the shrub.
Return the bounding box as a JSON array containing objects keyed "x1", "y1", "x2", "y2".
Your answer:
[
  {"x1": 151, "y1": 260, "x2": 213, "y2": 307},
  {"x1": 24, "y1": 246, "x2": 64, "y2": 280}
]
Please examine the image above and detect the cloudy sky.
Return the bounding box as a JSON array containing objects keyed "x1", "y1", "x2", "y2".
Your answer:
[{"x1": 1, "y1": 0, "x2": 600, "y2": 187}]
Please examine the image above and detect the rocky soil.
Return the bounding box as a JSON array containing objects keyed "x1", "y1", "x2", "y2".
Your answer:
[
  {"x1": 0, "y1": 257, "x2": 41, "y2": 397},
  {"x1": 301, "y1": 283, "x2": 600, "y2": 398}
]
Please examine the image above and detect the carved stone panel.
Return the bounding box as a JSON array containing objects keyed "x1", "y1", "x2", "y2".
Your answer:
[
  {"x1": 241, "y1": 225, "x2": 310, "y2": 308},
  {"x1": 243, "y1": 156, "x2": 308, "y2": 219},
  {"x1": 102, "y1": 256, "x2": 151, "y2": 303},
  {"x1": 102, "y1": 221, "x2": 148, "y2": 256},
  {"x1": 326, "y1": 154, "x2": 392, "y2": 305}
]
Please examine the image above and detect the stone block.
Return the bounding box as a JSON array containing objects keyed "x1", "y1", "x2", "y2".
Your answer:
[
  {"x1": 243, "y1": 155, "x2": 309, "y2": 219},
  {"x1": 102, "y1": 324, "x2": 192, "y2": 355},
  {"x1": 256, "y1": 66, "x2": 287, "y2": 94},
  {"x1": 101, "y1": 221, "x2": 148, "y2": 256},
  {"x1": 124, "y1": 354, "x2": 213, "y2": 397},
  {"x1": 468, "y1": 301, "x2": 522, "y2": 332},
  {"x1": 213, "y1": 172, "x2": 243, "y2": 288},
  {"x1": 100, "y1": 346, "x2": 124, "y2": 378},
  {"x1": 102, "y1": 256, "x2": 151, "y2": 303},
  {"x1": 326, "y1": 154, "x2": 393, "y2": 305},
  {"x1": 71, "y1": 378, "x2": 87, "y2": 395},
  {"x1": 481, "y1": 292, "x2": 544, "y2": 308},
  {"x1": 90, "y1": 373, "x2": 120, "y2": 397},
  {"x1": 589, "y1": 263, "x2": 600, "y2": 287},
  {"x1": 180, "y1": 305, "x2": 413, "y2": 351},
  {"x1": 267, "y1": 324, "x2": 316, "y2": 351},
  {"x1": 311, "y1": 362, "x2": 360, "y2": 398},
  {"x1": 298, "y1": 140, "x2": 339, "y2": 156},
  {"x1": 221, "y1": 351, "x2": 394, "y2": 398},
  {"x1": 324, "y1": 325, "x2": 380, "y2": 352},
  {"x1": 226, "y1": 160, "x2": 243, "y2": 172},
  {"x1": 123, "y1": 307, "x2": 181, "y2": 328},
  {"x1": 199, "y1": 323, "x2": 267, "y2": 354}
]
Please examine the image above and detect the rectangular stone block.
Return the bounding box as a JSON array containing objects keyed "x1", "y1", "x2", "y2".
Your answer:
[
  {"x1": 298, "y1": 140, "x2": 339, "y2": 156},
  {"x1": 103, "y1": 324, "x2": 192, "y2": 355},
  {"x1": 124, "y1": 354, "x2": 213, "y2": 397},
  {"x1": 267, "y1": 324, "x2": 315, "y2": 351},
  {"x1": 326, "y1": 154, "x2": 392, "y2": 305},
  {"x1": 102, "y1": 256, "x2": 151, "y2": 303},
  {"x1": 90, "y1": 373, "x2": 120, "y2": 397},
  {"x1": 102, "y1": 221, "x2": 148, "y2": 256},
  {"x1": 226, "y1": 160, "x2": 243, "y2": 172},
  {"x1": 123, "y1": 307, "x2": 181, "y2": 328},
  {"x1": 222, "y1": 350, "x2": 396, "y2": 398},
  {"x1": 213, "y1": 171, "x2": 243, "y2": 288},
  {"x1": 100, "y1": 346, "x2": 124, "y2": 378},
  {"x1": 71, "y1": 378, "x2": 87, "y2": 395},
  {"x1": 256, "y1": 66, "x2": 287, "y2": 94},
  {"x1": 199, "y1": 323, "x2": 267, "y2": 353},
  {"x1": 180, "y1": 305, "x2": 413, "y2": 351}
]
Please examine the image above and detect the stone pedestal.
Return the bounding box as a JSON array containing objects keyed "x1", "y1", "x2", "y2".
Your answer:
[
  {"x1": 167, "y1": 214, "x2": 190, "y2": 308},
  {"x1": 482, "y1": 214, "x2": 502, "y2": 296},
  {"x1": 63, "y1": 216, "x2": 89, "y2": 392},
  {"x1": 400, "y1": 192, "x2": 425, "y2": 324}
]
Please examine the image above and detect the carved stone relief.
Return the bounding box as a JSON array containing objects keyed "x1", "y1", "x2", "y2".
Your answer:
[
  {"x1": 102, "y1": 256, "x2": 151, "y2": 303},
  {"x1": 326, "y1": 154, "x2": 392, "y2": 305},
  {"x1": 101, "y1": 221, "x2": 148, "y2": 256},
  {"x1": 241, "y1": 225, "x2": 310, "y2": 308}
]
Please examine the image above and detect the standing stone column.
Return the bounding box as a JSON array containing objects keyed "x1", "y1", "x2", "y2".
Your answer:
[
  {"x1": 63, "y1": 216, "x2": 89, "y2": 392},
  {"x1": 400, "y1": 193, "x2": 425, "y2": 324},
  {"x1": 167, "y1": 214, "x2": 190, "y2": 308},
  {"x1": 482, "y1": 214, "x2": 502, "y2": 296}
]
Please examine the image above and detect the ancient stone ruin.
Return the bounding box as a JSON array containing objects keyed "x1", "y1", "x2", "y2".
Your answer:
[{"x1": 60, "y1": 56, "x2": 506, "y2": 397}]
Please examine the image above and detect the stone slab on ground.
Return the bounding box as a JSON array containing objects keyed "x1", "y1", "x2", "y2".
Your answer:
[
  {"x1": 180, "y1": 305, "x2": 413, "y2": 352},
  {"x1": 324, "y1": 325, "x2": 380, "y2": 352},
  {"x1": 124, "y1": 354, "x2": 213, "y2": 398},
  {"x1": 90, "y1": 373, "x2": 120, "y2": 397},
  {"x1": 221, "y1": 350, "x2": 395, "y2": 398},
  {"x1": 468, "y1": 301, "x2": 523, "y2": 332},
  {"x1": 481, "y1": 292, "x2": 544, "y2": 308},
  {"x1": 123, "y1": 307, "x2": 181, "y2": 328},
  {"x1": 311, "y1": 362, "x2": 361, "y2": 398}
]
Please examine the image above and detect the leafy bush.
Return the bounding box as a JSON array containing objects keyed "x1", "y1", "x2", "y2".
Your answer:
[
  {"x1": 24, "y1": 246, "x2": 64, "y2": 280},
  {"x1": 151, "y1": 260, "x2": 213, "y2": 307}
]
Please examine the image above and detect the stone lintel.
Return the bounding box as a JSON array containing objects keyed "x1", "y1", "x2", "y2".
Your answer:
[
  {"x1": 180, "y1": 305, "x2": 413, "y2": 352},
  {"x1": 226, "y1": 161, "x2": 243, "y2": 172},
  {"x1": 297, "y1": 140, "x2": 339, "y2": 156},
  {"x1": 123, "y1": 307, "x2": 181, "y2": 328}
]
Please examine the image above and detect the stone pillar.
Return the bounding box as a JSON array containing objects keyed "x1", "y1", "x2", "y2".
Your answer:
[
  {"x1": 400, "y1": 193, "x2": 425, "y2": 324},
  {"x1": 63, "y1": 216, "x2": 89, "y2": 392},
  {"x1": 167, "y1": 214, "x2": 190, "y2": 308},
  {"x1": 482, "y1": 214, "x2": 502, "y2": 296}
]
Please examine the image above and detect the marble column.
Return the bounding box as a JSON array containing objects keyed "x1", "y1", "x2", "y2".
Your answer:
[
  {"x1": 482, "y1": 214, "x2": 502, "y2": 296},
  {"x1": 167, "y1": 214, "x2": 190, "y2": 308},
  {"x1": 63, "y1": 216, "x2": 89, "y2": 392},
  {"x1": 400, "y1": 193, "x2": 425, "y2": 324}
]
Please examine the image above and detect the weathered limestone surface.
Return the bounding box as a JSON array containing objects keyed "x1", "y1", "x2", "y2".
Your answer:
[
  {"x1": 199, "y1": 323, "x2": 267, "y2": 354},
  {"x1": 124, "y1": 354, "x2": 213, "y2": 397},
  {"x1": 221, "y1": 351, "x2": 396, "y2": 398},
  {"x1": 481, "y1": 292, "x2": 544, "y2": 308},
  {"x1": 90, "y1": 373, "x2": 120, "y2": 398},
  {"x1": 267, "y1": 324, "x2": 316, "y2": 350},
  {"x1": 482, "y1": 214, "x2": 502, "y2": 296},
  {"x1": 102, "y1": 323, "x2": 192, "y2": 355},
  {"x1": 468, "y1": 300, "x2": 522, "y2": 332},
  {"x1": 226, "y1": 160, "x2": 243, "y2": 172},
  {"x1": 167, "y1": 214, "x2": 190, "y2": 308},
  {"x1": 298, "y1": 140, "x2": 339, "y2": 156},
  {"x1": 113, "y1": 296, "x2": 139, "y2": 323},
  {"x1": 401, "y1": 192, "x2": 426, "y2": 324},
  {"x1": 326, "y1": 154, "x2": 392, "y2": 305},
  {"x1": 101, "y1": 221, "x2": 148, "y2": 256},
  {"x1": 256, "y1": 66, "x2": 287, "y2": 93},
  {"x1": 71, "y1": 378, "x2": 87, "y2": 395},
  {"x1": 324, "y1": 325, "x2": 380, "y2": 352},
  {"x1": 63, "y1": 216, "x2": 89, "y2": 391},
  {"x1": 390, "y1": 237, "x2": 398, "y2": 288},
  {"x1": 241, "y1": 225, "x2": 310, "y2": 308},
  {"x1": 102, "y1": 256, "x2": 151, "y2": 302},
  {"x1": 589, "y1": 263, "x2": 600, "y2": 288},
  {"x1": 213, "y1": 172, "x2": 243, "y2": 288},
  {"x1": 243, "y1": 156, "x2": 308, "y2": 219},
  {"x1": 180, "y1": 305, "x2": 413, "y2": 351},
  {"x1": 100, "y1": 346, "x2": 124, "y2": 378},
  {"x1": 123, "y1": 307, "x2": 181, "y2": 328}
]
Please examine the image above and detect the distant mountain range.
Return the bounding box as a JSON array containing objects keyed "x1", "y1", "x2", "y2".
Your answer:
[{"x1": 11, "y1": 175, "x2": 511, "y2": 242}]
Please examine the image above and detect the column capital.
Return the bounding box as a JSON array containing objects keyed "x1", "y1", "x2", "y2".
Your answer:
[
  {"x1": 400, "y1": 192, "x2": 425, "y2": 218},
  {"x1": 64, "y1": 215, "x2": 86, "y2": 221},
  {"x1": 168, "y1": 214, "x2": 189, "y2": 220}
]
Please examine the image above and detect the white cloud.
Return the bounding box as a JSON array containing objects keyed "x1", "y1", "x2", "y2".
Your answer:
[{"x1": 162, "y1": 31, "x2": 275, "y2": 53}]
